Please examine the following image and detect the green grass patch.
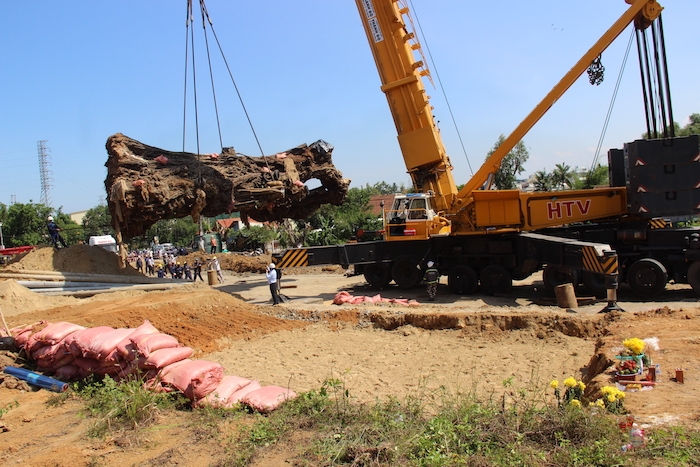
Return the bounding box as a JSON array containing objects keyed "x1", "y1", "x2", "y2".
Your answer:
[{"x1": 75, "y1": 375, "x2": 185, "y2": 438}]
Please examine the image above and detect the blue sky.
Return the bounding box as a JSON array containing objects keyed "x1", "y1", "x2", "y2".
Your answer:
[{"x1": 1, "y1": 0, "x2": 698, "y2": 214}]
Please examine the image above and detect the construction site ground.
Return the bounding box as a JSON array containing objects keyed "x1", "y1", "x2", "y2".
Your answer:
[{"x1": 2, "y1": 245, "x2": 700, "y2": 466}]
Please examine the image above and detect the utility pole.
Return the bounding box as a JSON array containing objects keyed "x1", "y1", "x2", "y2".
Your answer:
[{"x1": 37, "y1": 140, "x2": 53, "y2": 207}]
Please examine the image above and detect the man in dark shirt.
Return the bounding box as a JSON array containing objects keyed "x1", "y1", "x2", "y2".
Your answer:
[{"x1": 47, "y1": 216, "x2": 67, "y2": 249}]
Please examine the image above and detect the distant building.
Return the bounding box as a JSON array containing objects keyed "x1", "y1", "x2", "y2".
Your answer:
[
  {"x1": 216, "y1": 216, "x2": 264, "y2": 231},
  {"x1": 69, "y1": 210, "x2": 88, "y2": 225},
  {"x1": 368, "y1": 194, "x2": 395, "y2": 216}
]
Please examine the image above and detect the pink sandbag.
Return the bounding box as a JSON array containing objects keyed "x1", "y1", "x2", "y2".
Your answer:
[
  {"x1": 50, "y1": 352, "x2": 76, "y2": 370},
  {"x1": 141, "y1": 346, "x2": 194, "y2": 370},
  {"x1": 82, "y1": 328, "x2": 134, "y2": 360},
  {"x1": 229, "y1": 380, "x2": 262, "y2": 405},
  {"x1": 115, "y1": 320, "x2": 160, "y2": 358},
  {"x1": 74, "y1": 357, "x2": 102, "y2": 374},
  {"x1": 159, "y1": 359, "x2": 224, "y2": 400},
  {"x1": 242, "y1": 385, "x2": 297, "y2": 413},
  {"x1": 143, "y1": 358, "x2": 193, "y2": 392},
  {"x1": 65, "y1": 326, "x2": 115, "y2": 357},
  {"x1": 31, "y1": 342, "x2": 68, "y2": 368},
  {"x1": 10, "y1": 321, "x2": 47, "y2": 348},
  {"x1": 129, "y1": 333, "x2": 180, "y2": 359},
  {"x1": 195, "y1": 375, "x2": 253, "y2": 408},
  {"x1": 28, "y1": 322, "x2": 86, "y2": 346},
  {"x1": 332, "y1": 291, "x2": 352, "y2": 305}
]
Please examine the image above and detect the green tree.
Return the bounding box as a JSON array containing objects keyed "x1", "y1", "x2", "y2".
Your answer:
[
  {"x1": 306, "y1": 186, "x2": 381, "y2": 245},
  {"x1": 486, "y1": 135, "x2": 530, "y2": 190},
  {"x1": 678, "y1": 113, "x2": 700, "y2": 136},
  {"x1": 144, "y1": 217, "x2": 200, "y2": 248},
  {"x1": 551, "y1": 163, "x2": 575, "y2": 190},
  {"x1": 228, "y1": 225, "x2": 277, "y2": 251},
  {"x1": 306, "y1": 215, "x2": 339, "y2": 246},
  {"x1": 361, "y1": 181, "x2": 408, "y2": 195},
  {"x1": 574, "y1": 164, "x2": 609, "y2": 189},
  {"x1": 82, "y1": 205, "x2": 115, "y2": 237},
  {"x1": 533, "y1": 169, "x2": 553, "y2": 192},
  {"x1": 4, "y1": 202, "x2": 51, "y2": 246},
  {"x1": 643, "y1": 112, "x2": 700, "y2": 139}
]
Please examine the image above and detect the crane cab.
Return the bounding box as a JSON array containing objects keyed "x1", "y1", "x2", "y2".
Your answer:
[{"x1": 384, "y1": 193, "x2": 450, "y2": 241}]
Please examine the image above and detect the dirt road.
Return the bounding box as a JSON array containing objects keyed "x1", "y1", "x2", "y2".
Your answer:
[{"x1": 2, "y1": 246, "x2": 700, "y2": 465}]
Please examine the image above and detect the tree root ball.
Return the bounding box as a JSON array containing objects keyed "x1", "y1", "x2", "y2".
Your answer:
[{"x1": 104, "y1": 133, "x2": 350, "y2": 239}]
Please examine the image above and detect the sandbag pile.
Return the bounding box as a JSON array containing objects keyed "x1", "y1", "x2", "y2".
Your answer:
[
  {"x1": 333, "y1": 291, "x2": 420, "y2": 306},
  {"x1": 9, "y1": 320, "x2": 296, "y2": 413}
]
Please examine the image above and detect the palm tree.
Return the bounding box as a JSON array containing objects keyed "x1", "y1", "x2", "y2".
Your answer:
[
  {"x1": 533, "y1": 169, "x2": 553, "y2": 192},
  {"x1": 551, "y1": 163, "x2": 574, "y2": 190}
]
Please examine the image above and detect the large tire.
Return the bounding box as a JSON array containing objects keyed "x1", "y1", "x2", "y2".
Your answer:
[
  {"x1": 479, "y1": 264, "x2": 512, "y2": 295},
  {"x1": 363, "y1": 263, "x2": 392, "y2": 288},
  {"x1": 581, "y1": 270, "x2": 607, "y2": 299},
  {"x1": 542, "y1": 265, "x2": 579, "y2": 292},
  {"x1": 391, "y1": 259, "x2": 422, "y2": 289},
  {"x1": 687, "y1": 261, "x2": 700, "y2": 295},
  {"x1": 627, "y1": 258, "x2": 667, "y2": 297},
  {"x1": 448, "y1": 265, "x2": 479, "y2": 295}
]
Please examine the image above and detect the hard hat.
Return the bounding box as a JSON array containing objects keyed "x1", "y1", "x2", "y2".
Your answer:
[
  {"x1": 269, "y1": 263, "x2": 276, "y2": 269},
  {"x1": 427, "y1": 261, "x2": 434, "y2": 267},
  {"x1": 47, "y1": 216, "x2": 53, "y2": 221}
]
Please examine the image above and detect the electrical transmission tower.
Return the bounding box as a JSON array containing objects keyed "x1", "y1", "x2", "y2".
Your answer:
[{"x1": 37, "y1": 140, "x2": 53, "y2": 207}]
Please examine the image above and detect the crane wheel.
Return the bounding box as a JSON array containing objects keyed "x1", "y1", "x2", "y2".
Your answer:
[
  {"x1": 479, "y1": 264, "x2": 512, "y2": 296},
  {"x1": 391, "y1": 259, "x2": 422, "y2": 289},
  {"x1": 448, "y1": 265, "x2": 478, "y2": 295},
  {"x1": 627, "y1": 258, "x2": 667, "y2": 297},
  {"x1": 542, "y1": 265, "x2": 579, "y2": 292},
  {"x1": 581, "y1": 270, "x2": 607, "y2": 298},
  {"x1": 686, "y1": 261, "x2": 700, "y2": 295},
  {"x1": 363, "y1": 263, "x2": 392, "y2": 288}
]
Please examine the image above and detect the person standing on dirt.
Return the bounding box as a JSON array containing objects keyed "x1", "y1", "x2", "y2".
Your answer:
[
  {"x1": 198, "y1": 235, "x2": 205, "y2": 253},
  {"x1": 183, "y1": 262, "x2": 192, "y2": 281},
  {"x1": 423, "y1": 261, "x2": 440, "y2": 301},
  {"x1": 213, "y1": 256, "x2": 224, "y2": 283},
  {"x1": 265, "y1": 263, "x2": 280, "y2": 305},
  {"x1": 193, "y1": 258, "x2": 204, "y2": 282},
  {"x1": 145, "y1": 255, "x2": 155, "y2": 275},
  {"x1": 47, "y1": 216, "x2": 67, "y2": 249},
  {"x1": 209, "y1": 235, "x2": 218, "y2": 254}
]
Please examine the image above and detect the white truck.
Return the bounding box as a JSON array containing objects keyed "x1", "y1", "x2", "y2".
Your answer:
[{"x1": 88, "y1": 235, "x2": 118, "y2": 254}]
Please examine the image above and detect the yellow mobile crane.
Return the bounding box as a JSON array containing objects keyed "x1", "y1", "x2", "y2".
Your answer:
[{"x1": 276, "y1": 0, "x2": 700, "y2": 301}]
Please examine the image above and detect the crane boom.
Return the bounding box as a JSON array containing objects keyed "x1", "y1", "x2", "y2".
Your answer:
[
  {"x1": 457, "y1": 0, "x2": 663, "y2": 199},
  {"x1": 355, "y1": 0, "x2": 457, "y2": 212}
]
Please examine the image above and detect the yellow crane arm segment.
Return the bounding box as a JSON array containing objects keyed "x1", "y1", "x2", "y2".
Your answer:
[
  {"x1": 456, "y1": 0, "x2": 663, "y2": 201},
  {"x1": 355, "y1": 0, "x2": 458, "y2": 211}
]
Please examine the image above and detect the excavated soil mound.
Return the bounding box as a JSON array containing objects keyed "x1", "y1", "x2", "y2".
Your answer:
[
  {"x1": 6, "y1": 245, "x2": 142, "y2": 276},
  {"x1": 10, "y1": 286, "x2": 306, "y2": 354},
  {"x1": 0, "y1": 280, "x2": 78, "y2": 317},
  {"x1": 176, "y1": 251, "x2": 346, "y2": 275}
]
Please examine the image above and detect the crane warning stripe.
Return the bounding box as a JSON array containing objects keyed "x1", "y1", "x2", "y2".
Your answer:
[
  {"x1": 582, "y1": 246, "x2": 618, "y2": 275},
  {"x1": 277, "y1": 249, "x2": 309, "y2": 268},
  {"x1": 648, "y1": 219, "x2": 667, "y2": 229}
]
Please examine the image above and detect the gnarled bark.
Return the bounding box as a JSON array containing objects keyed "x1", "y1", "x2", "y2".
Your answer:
[{"x1": 105, "y1": 133, "x2": 349, "y2": 240}]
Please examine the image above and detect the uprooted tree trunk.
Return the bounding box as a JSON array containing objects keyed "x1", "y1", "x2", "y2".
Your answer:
[{"x1": 105, "y1": 133, "x2": 350, "y2": 243}]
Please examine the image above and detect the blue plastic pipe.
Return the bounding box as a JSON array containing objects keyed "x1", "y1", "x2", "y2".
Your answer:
[{"x1": 3, "y1": 366, "x2": 68, "y2": 392}]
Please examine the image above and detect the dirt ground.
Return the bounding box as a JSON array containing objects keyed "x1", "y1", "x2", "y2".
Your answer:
[{"x1": 2, "y1": 245, "x2": 700, "y2": 466}]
